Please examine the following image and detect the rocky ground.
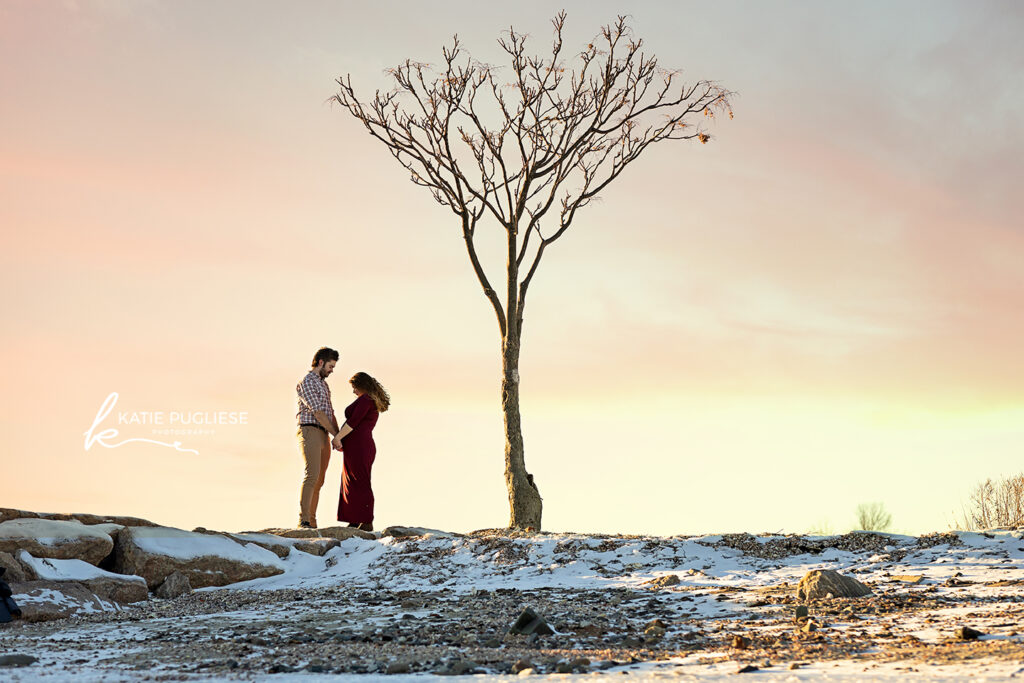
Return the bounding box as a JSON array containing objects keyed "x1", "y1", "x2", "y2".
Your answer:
[{"x1": 2, "y1": 528, "x2": 1023, "y2": 680}]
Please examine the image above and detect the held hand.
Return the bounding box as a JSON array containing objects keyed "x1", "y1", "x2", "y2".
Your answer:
[{"x1": 331, "y1": 435, "x2": 343, "y2": 451}]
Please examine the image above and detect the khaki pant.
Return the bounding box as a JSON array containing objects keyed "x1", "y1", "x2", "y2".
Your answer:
[{"x1": 298, "y1": 425, "x2": 331, "y2": 526}]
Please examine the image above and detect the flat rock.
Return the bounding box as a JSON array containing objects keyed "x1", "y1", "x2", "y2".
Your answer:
[
  {"x1": 0, "y1": 518, "x2": 114, "y2": 565},
  {"x1": 256, "y1": 526, "x2": 375, "y2": 541},
  {"x1": 40, "y1": 512, "x2": 159, "y2": 528},
  {"x1": 18, "y1": 550, "x2": 148, "y2": 603},
  {"x1": 292, "y1": 538, "x2": 342, "y2": 556},
  {"x1": 8, "y1": 580, "x2": 118, "y2": 622},
  {"x1": 796, "y1": 569, "x2": 872, "y2": 601},
  {"x1": 0, "y1": 509, "x2": 40, "y2": 524},
  {"x1": 382, "y1": 526, "x2": 460, "y2": 538},
  {"x1": 113, "y1": 526, "x2": 284, "y2": 589},
  {"x1": 643, "y1": 574, "x2": 681, "y2": 588},
  {"x1": 226, "y1": 532, "x2": 340, "y2": 558},
  {"x1": 893, "y1": 574, "x2": 924, "y2": 584},
  {"x1": 0, "y1": 653, "x2": 38, "y2": 667}
]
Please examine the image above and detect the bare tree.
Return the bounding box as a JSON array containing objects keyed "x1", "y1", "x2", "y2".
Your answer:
[
  {"x1": 329, "y1": 13, "x2": 732, "y2": 529},
  {"x1": 854, "y1": 502, "x2": 892, "y2": 532},
  {"x1": 955, "y1": 473, "x2": 1024, "y2": 530}
]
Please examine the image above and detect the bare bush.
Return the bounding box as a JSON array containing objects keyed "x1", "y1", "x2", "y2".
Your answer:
[
  {"x1": 854, "y1": 502, "x2": 892, "y2": 532},
  {"x1": 806, "y1": 519, "x2": 835, "y2": 536},
  {"x1": 955, "y1": 473, "x2": 1024, "y2": 530}
]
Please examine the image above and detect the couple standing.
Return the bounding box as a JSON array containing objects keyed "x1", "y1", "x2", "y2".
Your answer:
[{"x1": 296, "y1": 347, "x2": 390, "y2": 531}]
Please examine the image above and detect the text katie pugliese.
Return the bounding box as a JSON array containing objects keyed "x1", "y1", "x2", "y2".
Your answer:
[{"x1": 117, "y1": 410, "x2": 249, "y2": 425}]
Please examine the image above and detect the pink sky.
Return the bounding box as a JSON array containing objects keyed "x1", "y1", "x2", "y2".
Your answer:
[{"x1": 2, "y1": 1, "x2": 1022, "y2": 536}]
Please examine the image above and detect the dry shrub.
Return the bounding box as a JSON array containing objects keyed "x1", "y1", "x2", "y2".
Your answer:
[{"x1": 955, "y1": 473, "x2": 1024, "y2": 530}]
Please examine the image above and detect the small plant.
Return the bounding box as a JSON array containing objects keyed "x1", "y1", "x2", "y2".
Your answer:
[{"x1": 806, "y1": 520, "x2": 835, "y2": 536}]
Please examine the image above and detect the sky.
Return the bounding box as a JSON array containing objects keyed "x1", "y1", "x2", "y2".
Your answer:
[{"x1": 1, "y1": 0, "x2": 1022, "y2": 537}]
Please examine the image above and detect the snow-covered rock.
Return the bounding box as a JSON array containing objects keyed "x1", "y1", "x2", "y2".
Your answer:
[
  {"x1": 18, "y1": 550, "x2": 148, "y2": 603},
  {"x1": 46, "y1": 512, "x2": 158, "y2": 527},
  {"x1": 383, "y1": 525, "x2": 461, "y2": 538},
  {"x1": 255, "y1": 526, "x2": 375, "y2": 541},
  {"x1": 0, "y1": 508, "x2": 38, "y2": 524},
  {"x1": 0, "y1": 508, "x2": 158, "y2": 528},
  {"x1": 8, "y1": 580, "x2": 118, "y2": 622},
  {"x1": 0, "y1": 518, "x2": 114, "y2": 565},
  {"x1": 228, "y1": 531, "x2": 341, "y2": 558},
  {"x1": 113, "y1": 526, "x2": 285, "y2": 589}
]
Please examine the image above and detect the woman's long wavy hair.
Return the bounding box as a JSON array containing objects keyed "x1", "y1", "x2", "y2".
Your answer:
[{"x1": 350, "y1": 372, "x2": 390, "y2": 413}]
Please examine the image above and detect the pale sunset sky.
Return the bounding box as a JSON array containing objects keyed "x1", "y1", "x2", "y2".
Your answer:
[{"x1": 1, "y1": 1, "x2": 1022, "y2": 536}]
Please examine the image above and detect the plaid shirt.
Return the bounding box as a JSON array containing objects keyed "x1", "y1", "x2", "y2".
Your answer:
[{"x1": 296, "y1": 370, "x2": 334, "y2": 425}]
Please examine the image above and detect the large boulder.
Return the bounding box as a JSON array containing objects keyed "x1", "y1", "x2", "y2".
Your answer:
[
  {"x1": 255, "y1": 526, "x2": 375, "y2": 541},
  {"x1": 0, "y1": 519, "x2": 114, "y2": 565},
  {"x1": 113, "y1": 526, "x2": 284, "y2": 589},
  {"x1": 17, "y1": 551, "x2": 148, "y2": 603},
  {"x1": 797, "y1": 569, "x2": 873, "y2": 601},
  {"x1": 8, "y1": 580, "x2": 118, "y2": 622}
]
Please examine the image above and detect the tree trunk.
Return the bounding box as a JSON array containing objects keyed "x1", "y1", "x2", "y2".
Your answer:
[{"x1": 502, "y1": 332, "x2": 542, "y2": 529}]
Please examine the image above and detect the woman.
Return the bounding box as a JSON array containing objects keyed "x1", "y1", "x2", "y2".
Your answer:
[{"x1": 331, "y1": 372, "x2": 389, "y2": 531}]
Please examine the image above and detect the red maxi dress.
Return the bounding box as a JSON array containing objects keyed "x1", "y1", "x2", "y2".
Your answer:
[{"x1": 337, "y1": 393, "x2": 378, "y2": 525}]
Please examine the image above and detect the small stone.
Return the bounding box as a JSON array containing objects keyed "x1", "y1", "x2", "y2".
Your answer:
[
  {"x1": 644, "y1": 624, "x2": 666, "y2": 639},
  {"x1": 385, "y1": 661, "x2": 411, "y2": 674},
  {"x1": 154, "y1": 570, "x2": 192, "y2": 599},
  {"x1": 570, "y1": 657, "x2": 591, "y2": 670},
  {"x1": 643, "y1": 574, "x2": 681, "y2": 588},
  {"x1": 788, "y1": 662, "x2": 803, "y2": 670},
  {"x1": 0, "y1": 654, "x2": 38, "y2": 667},
  {"x1": 737, "y1": 664, "x2": 759, "y2": 673},
  {"x1": 957, "y1": 626, "x2": 983, "y2": 640},
  {"x1": 306, "y1": 660, "x2": 330, "y2": 673},
  {"x1": 509, "y1": 606, "x2": 554, "y2": 636},
  {"x1": 517, "y1": 668, "x2": 536, "y2": 677},
  {"x1": 512, "y1": 659, "x2": 535, "y2": 673},
  {"x1": 800, "y1": 621, "x2": 818, "y2": 632},
  {"x1": 794, "y1": 605, "x2": 809, "y2": 622},
  {"x1": 730, "y1": 634, "x2": 750, "y2": 649},
  {"x1": 442, "y1": 659, "x2": 478, "y2": 676}
]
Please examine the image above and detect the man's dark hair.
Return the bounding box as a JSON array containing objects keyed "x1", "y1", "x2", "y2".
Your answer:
[{"x1": 311, "y1": 347, "x2": 340, "y2": 368}]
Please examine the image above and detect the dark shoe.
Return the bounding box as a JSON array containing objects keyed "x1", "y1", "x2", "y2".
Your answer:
[
  {"x1": 357, "y1": 523, "x2": 374, "y2": 532},
  {"x1": 298, "y1": 521, "x2": 313, "y2": 529}
]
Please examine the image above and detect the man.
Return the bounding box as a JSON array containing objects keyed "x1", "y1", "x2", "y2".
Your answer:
[{"x1": 296, "y1": 347, "x2": 341, "y2": 528}]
